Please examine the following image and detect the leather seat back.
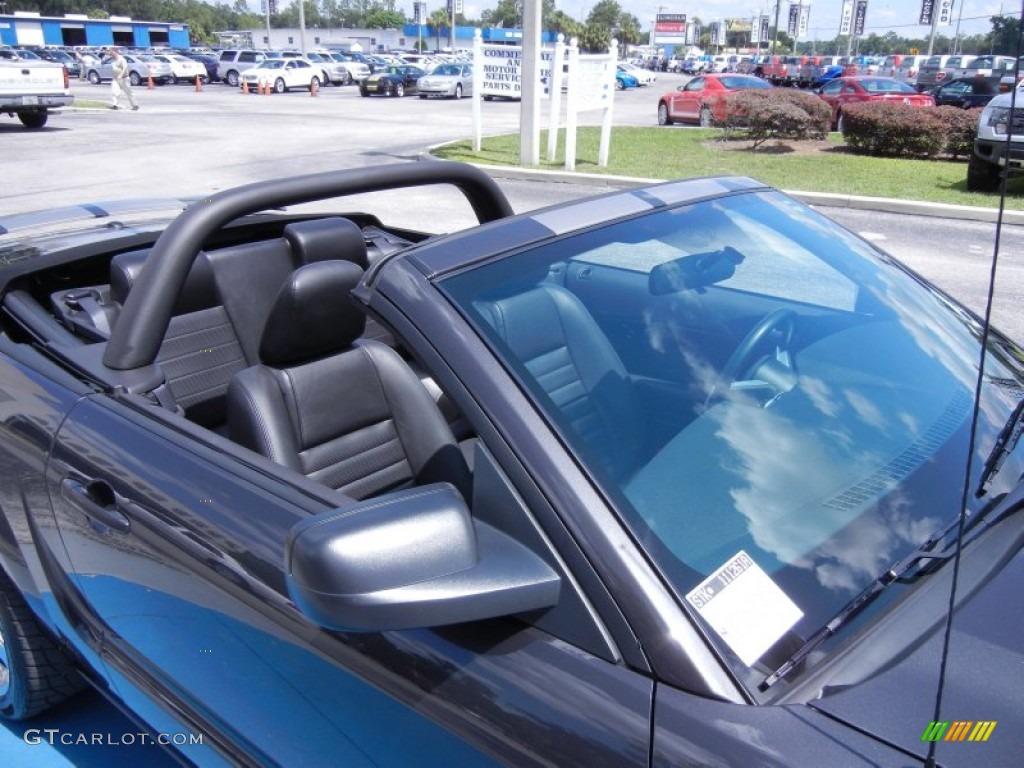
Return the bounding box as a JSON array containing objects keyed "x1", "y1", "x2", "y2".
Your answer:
[
  {"x1": 227, "y1": 260, "x2": 471, "y2": 501},
  {"x1": 110, "y1": 249, "x2": 246, "y2": 427},
  {"x1": 477, "y1": 283, "x2": 644, "y2": 480}
]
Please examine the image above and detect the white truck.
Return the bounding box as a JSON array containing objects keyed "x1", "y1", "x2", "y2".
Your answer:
[
  {"x1": 968, "y1": 83, "x2": 1024, "y2": 192},
  {"x1": 0, "y1": 59, "x2": 72, "y2": 129}
]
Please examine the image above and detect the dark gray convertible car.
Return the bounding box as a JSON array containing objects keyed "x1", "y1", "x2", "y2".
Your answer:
[{"x1": 0, "y1": 162, "x2": 1021, "y2": 766}]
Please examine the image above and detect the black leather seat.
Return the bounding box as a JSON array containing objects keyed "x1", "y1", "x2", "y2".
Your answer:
[
  {"x1": 476, "y1": 283, "x2": 645, "y2": 481},
  {"x1": 110, "y1": 249, "x2": 246, "y2": 427},
  {"x1": 209, "y1": 217, "x2": 369, "y2": 363},
  {"x1": 227, "y1": 260, "x2": 472, "y2": 501}
]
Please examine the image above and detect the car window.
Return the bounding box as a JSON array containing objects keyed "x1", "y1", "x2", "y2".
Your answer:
[
  {"x1": 822, "y1": 80, "x2": 843, "y2": 94},
  {"x1": 684, "y1": 78, "x2": 704, "y2": 92},
  {"x1": 239, "y1": 52, "x2": 256, "y2": 63},
  {"x1": 440, "y1": 188, "x2": 1010, "y2": 691}
]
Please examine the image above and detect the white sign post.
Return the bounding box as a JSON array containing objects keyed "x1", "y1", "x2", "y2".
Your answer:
[
  {"x1": 546, "y1": 34, "x2": 567, "y2": 163},
  {"x1": 563, "y1": 38, "x2": 618, "y2": 172},
  {"x1": 472, "y1": 31, "x2": 556, "y2": 157}
]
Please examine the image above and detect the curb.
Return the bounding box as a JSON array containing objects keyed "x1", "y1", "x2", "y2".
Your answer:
[{"x1": 451, "y1": 161, "x2": 1024, "y2": 227}]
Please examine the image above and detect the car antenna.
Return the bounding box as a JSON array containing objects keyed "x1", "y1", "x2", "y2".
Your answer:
[{"x1": 923, "y1": 9, "x2": 1023, "y2": 768}]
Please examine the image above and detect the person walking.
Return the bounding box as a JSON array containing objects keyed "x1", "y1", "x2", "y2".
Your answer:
[{"x1": 108, "y1": 47, "x2": 138, "y2": 111}]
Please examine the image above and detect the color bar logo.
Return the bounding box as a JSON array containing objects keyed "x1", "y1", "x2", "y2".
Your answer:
[{"x1": 921, "y1": 721, "x2": 997, "y2": 742}]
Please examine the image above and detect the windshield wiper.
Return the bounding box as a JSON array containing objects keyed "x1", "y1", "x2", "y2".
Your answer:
[
  {"x1": 760, "y1": 515, "x2": 961, "y2": 690},
  {"x1": 976, "y1": 397, "x2": 1024, "y2": 497}
]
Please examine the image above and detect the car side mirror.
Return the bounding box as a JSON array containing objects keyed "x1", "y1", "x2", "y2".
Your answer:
[{"x1": 285, "y1": 483, "x2": 561, "y2": 631}]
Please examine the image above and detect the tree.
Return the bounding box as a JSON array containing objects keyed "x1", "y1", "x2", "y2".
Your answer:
[
  {"x1": 364, "y1": 8, "x2": 404, "y2": 29},
  {"x1": 586, "y1": 0, "x2": 621, "y2": 30},
  {"x1": 427, "y1": 7, "x2": 449, "y2": 52},
  {"x1": 988, "y1": 15, "x2": 1021, "y2": 56}
]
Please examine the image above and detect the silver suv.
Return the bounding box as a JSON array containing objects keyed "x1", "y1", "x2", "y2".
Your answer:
[
  {"x1": 968, "y1": 83, "x2": 1024, "y2": 191},
  {"x1": 217, "y1": 50, "x2": 277, "y2": 87}
]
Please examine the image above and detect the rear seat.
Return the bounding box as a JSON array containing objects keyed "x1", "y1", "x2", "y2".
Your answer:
[
  {"x1": 109, "y1": 250, "x2": 246, "y2": 428},
  {"x1": 108, "y1": 216, "x2": 370, "y2": 428}
]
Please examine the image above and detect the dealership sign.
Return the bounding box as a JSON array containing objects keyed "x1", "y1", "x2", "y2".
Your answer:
[{"x1": 654, "y1": 13, "x2": 687, "y2": 45}]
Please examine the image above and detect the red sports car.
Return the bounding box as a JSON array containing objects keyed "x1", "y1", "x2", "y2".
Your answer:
[
  {"x1": 657, "y1": 73, "x2": 773, "y2": 127},
  {"x1": 815, "y1": 76, "x2": 935, "y2": 130}
]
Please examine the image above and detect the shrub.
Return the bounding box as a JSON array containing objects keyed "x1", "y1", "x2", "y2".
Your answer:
[
  {"x1": 840, "y1": 102, "x2": 947, "y2": 158},
  {"x1": 932, "y1": 105, "x2": 982, "y2": 159},
  {"x1": 720, "y1": 89, "x2": 831, "y2": 148}
]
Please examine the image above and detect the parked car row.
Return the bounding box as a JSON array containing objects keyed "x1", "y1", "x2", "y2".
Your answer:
[
  {"x1": 656, "y1": 73, "x2": 938, "y2": 130},
  {"x1": 738, "y1": 52, "x2": 1020, "y2": 94}
]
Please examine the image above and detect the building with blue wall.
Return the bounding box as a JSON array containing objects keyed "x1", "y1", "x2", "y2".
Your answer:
[
  {"x1": 401, "y1": 24, "x2": 555, "y2": 50},
  {"x1": 0, "y1": 12, "x2": 190, "y2": 49}
]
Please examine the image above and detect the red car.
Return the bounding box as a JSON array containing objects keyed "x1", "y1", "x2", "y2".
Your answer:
[
  {"x1": 815, "y1": 76, "x2": 935, "y2": 130},
  {"x1": 657, "y1": 73, "x2": 773, "y2": 127}
]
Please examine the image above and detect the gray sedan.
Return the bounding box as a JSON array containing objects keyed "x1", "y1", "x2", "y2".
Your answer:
[
  {"x1": 417, "y1": 63, "x2": 473, "y2": 99},
  {"x1": 86, "y1": 53, "x2": 173, "y2": 86}
]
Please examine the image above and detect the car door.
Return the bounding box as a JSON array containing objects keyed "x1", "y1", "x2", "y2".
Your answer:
[
  {"x1": 936, "y1": 80, "x2": 970, "y2": 108},
  {"x1": 45, "y1": 391, "x2": 652, "y2": 765},
  {"x1": 669, "y1": 76, "x2": 704, "y2": 122},
  {"x1": 403, "y1": 66, "x2": 422, "y2": 91}
]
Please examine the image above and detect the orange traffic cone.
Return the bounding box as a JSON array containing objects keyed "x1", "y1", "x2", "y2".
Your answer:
[
  {"x1": 195, "y1": 75, "x2": 202, "y2": 92},
  {"x1": 260, "y1": 81, "x2": 268, "y2": 96},
  {"x1": 242, "y1": 79, "x2": 249, "y2": 95},
  {"x1": 147, "y1": 74, "x2": 154, "y2": 90},
  {"x1": 310, "y1": 79, "x2": 318, "y2": 97}
]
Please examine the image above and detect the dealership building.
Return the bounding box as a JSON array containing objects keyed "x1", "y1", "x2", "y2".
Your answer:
[{"x1": 0, "y1": 11, "x2": 190, "y2": 49}]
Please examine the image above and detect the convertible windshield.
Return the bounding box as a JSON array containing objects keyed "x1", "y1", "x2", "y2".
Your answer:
[{"x1": 441, "y1": 189, "x2": 1024, "y2": 684}]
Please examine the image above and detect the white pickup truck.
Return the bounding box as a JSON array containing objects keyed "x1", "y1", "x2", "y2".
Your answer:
[{"x1": 0, "y1": 59, "x2": 73, "y2": 129}]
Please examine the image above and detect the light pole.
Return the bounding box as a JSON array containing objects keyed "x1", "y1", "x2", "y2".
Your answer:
[{"x1": 771, "y1": 0, "x2": 780, "y2": 54}]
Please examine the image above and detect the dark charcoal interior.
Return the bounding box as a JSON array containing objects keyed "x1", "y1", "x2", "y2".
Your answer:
[{"x1": 1, "y1": 213, "x2": 474, "y2": 502}]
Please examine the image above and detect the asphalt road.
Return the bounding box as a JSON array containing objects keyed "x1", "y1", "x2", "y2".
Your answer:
[{"x1": 1, "y1": 72, "x2": 1023, "y2": 765}]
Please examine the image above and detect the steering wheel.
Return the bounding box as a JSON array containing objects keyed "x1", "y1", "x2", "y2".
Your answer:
[{"x1": 706, "y1": 309, "x2": 797, "y2": 405}]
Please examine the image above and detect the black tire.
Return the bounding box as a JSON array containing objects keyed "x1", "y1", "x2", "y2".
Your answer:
[
  {"x1": 967, "y1": 154, "x2": 1002, "y2": 192},
  {"x1": 226, "y1": 70, "x2": 239, "y2": 88},
  {"x1": 616, "y1": 78, "x2": 625, "y2": 90},
  {"x1": 87, "y1": 70, "x2": 101, "y2": 85},
  {"x1": 0, "y1": 570, "x2": 84, "y2": 720},
  {"x1": 360, "y1": 87, "x2": 369, "y2": 97},
  {"x1": 454, "y1": 83, "x2": 462, "y2": 100},
  {"x1": 393, "y1": 82, "x2": 405, "y2": 97},
  {"x1": 343, "y1": 71, "x2": 353, "y2": 86},
  {"x1": 168, "y1": 75, "x2": 178, "y2": 85},
  {"x1": 129, "y1": 71, "x2": 141, "y2": 87},
  {"x1": 657, "y1": 102, "x2": 672, "y2": 126},
  {"x1": 274, "y1": 77, "x2": 287, "y2": 94},
  {"x1": 699, "y1": 106, "x2": 713, "y2": 128},
  {"x1": 17, "y1": 111, "x2": 47, "y2": 129}
]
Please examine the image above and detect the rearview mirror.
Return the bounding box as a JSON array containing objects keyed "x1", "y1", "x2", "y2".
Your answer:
[
  {"x1": 285, "y1": 483, "x2": 561, "y2": 631},
  {"x1": 649, "y1": 245, "x2": 745, "y2": 294}
]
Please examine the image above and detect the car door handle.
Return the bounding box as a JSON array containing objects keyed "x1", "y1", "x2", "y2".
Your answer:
[{"x1": 60, "y1": 478, "x2": 131, "y2": 534}]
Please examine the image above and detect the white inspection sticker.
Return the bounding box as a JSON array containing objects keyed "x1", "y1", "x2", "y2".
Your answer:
[{"x1": 685, "y1": 551, "x2": 803, "y2": 666}]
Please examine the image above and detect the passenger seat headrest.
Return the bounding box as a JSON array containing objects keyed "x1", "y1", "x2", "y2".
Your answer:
[
  {"x1": 110, "y1": 249, "x2": 218, "y2": 315},
  {"x1": 259, "y1": 260, "x2": 366, "y2": 367},
  {"x1": 283, "y1": 217, "x2": 368, "y2": 269}
]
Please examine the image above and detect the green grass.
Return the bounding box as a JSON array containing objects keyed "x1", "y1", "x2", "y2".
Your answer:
[{"x1": 432, "y1": 127, "x2": 1024, "y2": 210}]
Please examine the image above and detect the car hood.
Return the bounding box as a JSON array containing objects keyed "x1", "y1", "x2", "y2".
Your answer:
[{"x1": 810, "y1": 521, "x2": 1024, "y2": 765}]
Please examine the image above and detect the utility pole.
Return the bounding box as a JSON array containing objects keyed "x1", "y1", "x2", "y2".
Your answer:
[{"x1": 771, "y1": 0, "x2": 780, "y2": 54}]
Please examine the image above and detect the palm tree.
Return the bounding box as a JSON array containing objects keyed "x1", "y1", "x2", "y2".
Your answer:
[{"x1": 428, "y1": 8, "x2": 450, "y2": 52}]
